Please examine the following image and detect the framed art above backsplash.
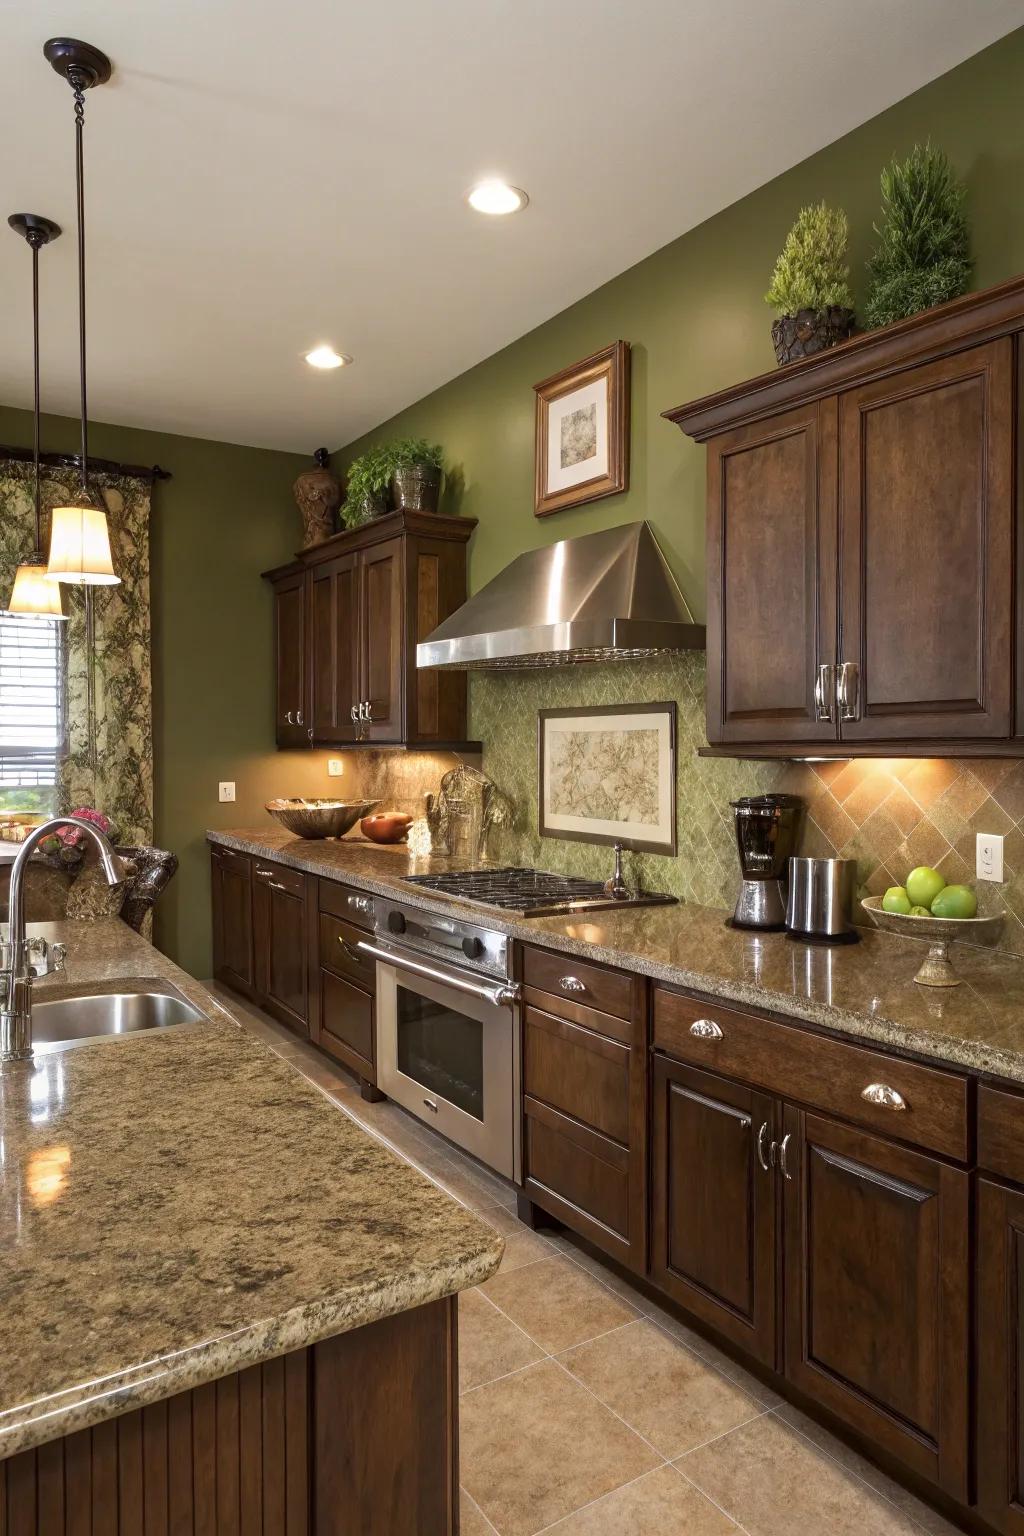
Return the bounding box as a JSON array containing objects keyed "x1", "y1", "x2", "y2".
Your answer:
[{"x1": 538, "y1": 702, "x2": 677, "y2": 854}]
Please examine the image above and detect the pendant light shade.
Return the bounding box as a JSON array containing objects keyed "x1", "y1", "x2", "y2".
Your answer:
[
  {"x1": 6, "y1": 212, "x2": 66, "y2": 620},
  {"x1": 47, "y1": 500, "x2": 119, "y2": 584}
]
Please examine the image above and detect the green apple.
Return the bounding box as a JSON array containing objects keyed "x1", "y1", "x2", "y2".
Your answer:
[
  {"x1": 930, "y1": 884, "x2": 977, "y2": 920},
  {"x1": 882, "y1": 886, "x2": 912, "y2": 915},
  {"x1": 906, "y1": 866, "x2": 946, "y2": 909},
  {"x1": 909, "y1": 905, "x2": 931, "y2": 917}
]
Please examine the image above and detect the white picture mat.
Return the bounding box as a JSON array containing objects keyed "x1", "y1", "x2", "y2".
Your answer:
[
  {"x1": 541, "y1": 710, "x2": 674, "y2": 845},
  {"x1": 545, "y1": 377, "x2": 609, "y2": 493}
]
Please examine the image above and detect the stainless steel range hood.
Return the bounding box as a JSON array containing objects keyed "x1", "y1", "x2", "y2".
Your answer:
[{"x1": 416, "y1": 520, "x2": 705, "y2": 671}]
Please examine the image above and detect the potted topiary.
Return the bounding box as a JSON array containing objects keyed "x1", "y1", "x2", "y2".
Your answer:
[
  {"x1": 341, "y1": 444, "x2": 392, "y2": 526},
  {"x1": 865, "y1": 143, "x2": 971, "y2": 329},
  {"x1": 765, "y1": 202, "x2": 855, "y2": 365},
  {"x1": 384, "y1": 438, "x2": 445, "y2": 514}
]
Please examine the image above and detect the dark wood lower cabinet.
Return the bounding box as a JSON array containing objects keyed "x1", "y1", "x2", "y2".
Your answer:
[
  {"x1": 253, "y1": 861, "x2": 310, "y2": 1035},
  {"x1": 651, "y1": 1055, "x2": 777, "y2": 1367},
  {"x1": 978, "y1": 1177, "x2": 1024, "y2": 1534},
  {"x1": 0, "y1": 1299, "x2": 458, "y2": 1536},
  {"x1": 211, "y1": 845, "x2": 255, "y2": 998},
  {"x1": 782, "y1": 1107, "x2": 969, "y2": 1501}
]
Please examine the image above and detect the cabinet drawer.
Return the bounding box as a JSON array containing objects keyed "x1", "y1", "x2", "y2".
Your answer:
[
  {"x1": 979, "y1": 1081, "x2": 1024, "y2": 1185},
  {"x1": 653, "y1": 987, "x2": 968, "y2": 1161},
  {"x1": 319, "y1": 878, "x2": 376, "y2": 932},
  {"x1": 212, "y1": 843, "x2": 251, "y2": 875},
  {"x1": 524, "y1": 1005, "x2": 629, "y2": 1145},
  {"x1": 319, "y1": 912, "x2": 376, "y2": 992},
  {"x1": 524, "y1": 1099, "x2": 630, "y2": 1244},
  {"x1": 522, "y1": 945, "x2": 634, "y2": 1022},
  {"x1": 253, "y1": 859, "x2": 306, "y2": 898},
  {"x1": 318, "y1": 969, "x2": 374, "y2": 1078}
]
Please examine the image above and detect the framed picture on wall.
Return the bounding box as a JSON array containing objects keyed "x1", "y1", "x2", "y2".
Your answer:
[
  {"x1": 538, "y1": 701, "x2": 676, "y2": 854},
  {"x1": 533, "y1": 341, "x2": 630, "y2": 516}
]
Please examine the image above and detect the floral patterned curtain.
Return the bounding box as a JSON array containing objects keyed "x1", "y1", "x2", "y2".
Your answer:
[{"x1": 0, "y1": 460, "x2": 153, "y2": 843}]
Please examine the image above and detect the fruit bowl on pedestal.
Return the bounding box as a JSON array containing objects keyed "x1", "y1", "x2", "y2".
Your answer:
[{"x1": 861, "y1": 896, "x2": 1006, "y2": 987}]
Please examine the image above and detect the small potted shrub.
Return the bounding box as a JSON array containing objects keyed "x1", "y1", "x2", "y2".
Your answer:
[
  {"x1": 865, "y1": 143, "x2": 971, "y2": 328},
  {"x1": 341, "y1": 445, "x2": 391, "y2": 526},
  {"x1": 765, "y1": 202, "x2": 855, "y2": 365},
  {"x1": 385, "y1": 438, "x2": 444, "y2": 514}
]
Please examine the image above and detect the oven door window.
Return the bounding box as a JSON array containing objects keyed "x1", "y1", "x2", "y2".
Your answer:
[{"x1": 395, "y1": 982, "x2": 484, "y2": 1121}]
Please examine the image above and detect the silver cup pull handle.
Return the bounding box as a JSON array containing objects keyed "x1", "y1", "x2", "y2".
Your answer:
[
  {"x1": 689, "y1": 1018, "x2": 723, "y2": 1040},
  {"x1": 861, "y1": 1082, "x2": 907, "y2": 1111},
  {"x1": 559, "y1": 975, "x2": 586, "y2": 994}
]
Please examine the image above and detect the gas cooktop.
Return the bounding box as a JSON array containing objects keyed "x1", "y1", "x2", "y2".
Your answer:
[{"x1": 402, "y1": 866, "x2": 677, "y2": 918}]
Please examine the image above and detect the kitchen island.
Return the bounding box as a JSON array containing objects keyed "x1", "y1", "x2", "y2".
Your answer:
[{"x1": 0, "y1": 919, "x2": 503, "y2": 1534}]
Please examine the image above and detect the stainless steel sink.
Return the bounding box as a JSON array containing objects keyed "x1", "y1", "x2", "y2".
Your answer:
[{"x1": 30, "y1": 991, "x2": 207, "y2": 1053}]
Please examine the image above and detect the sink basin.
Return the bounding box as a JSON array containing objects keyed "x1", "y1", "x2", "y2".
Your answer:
[{"x1": 31, "y1": 991, "x2": 207, "y2": 1053}]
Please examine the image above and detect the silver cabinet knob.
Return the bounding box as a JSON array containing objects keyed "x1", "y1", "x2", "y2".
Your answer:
[
  {"x1": 559, "y1": 975, "x2": 586, "y2": 993},
  {"x1": 861, "y1": 1082, "x2": 907, "y2": 1111},
  {"x1": 689, "y1": 1018, "x2": 723, "y2": 1040},
  {"x1": 778, "y1": 1131, "x2": 793, "y2": 1181}
]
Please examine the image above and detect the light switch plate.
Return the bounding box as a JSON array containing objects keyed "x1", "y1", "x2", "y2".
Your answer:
[
  {"x1": 977, "y1": 831, "x2": 1004, "y2": 882},
  {"x1": 218, "y1": 781, "x2": 236, "y2": 803},
  {"x1": 327, "y1": 759, "x2": 344, "y2": 777}
]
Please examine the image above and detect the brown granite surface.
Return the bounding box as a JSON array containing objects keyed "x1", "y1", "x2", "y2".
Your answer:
[
  {"x1": 212, "y1": 828, "x2": 1024, "y2": 1084},
  {"x1": 0, "y1": 919, "x2": 503, "y2": 1460}
]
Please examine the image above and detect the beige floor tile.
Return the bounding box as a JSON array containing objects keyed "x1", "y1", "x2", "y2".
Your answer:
[
  {"x1": 678, "y1": 1413, "x2": 927, "y2": 1536},
  {"x1": 560, "y1": 1319, "x2": 763, "y2": 1458},
  {"x1": 461, "y1": 1488, "x2": 499, "y2": 1534},
  {"x1": 460, "y1": 1360, "x2": 660, "y2": 1536},
  {"x1": 496, "y1": 1229, "x2": 554, "y2": 1273},
  {"x1": 474, "y1": 1201, "x2": 528, "y2": 1236},
  {"x1": 546, "y1": 1233, "x2": 651, "y2": 1307},
  {"x1": 540, "y1": 1464, "x2": 738, "y2": 1534},
  {"x1": 773, "y1": 1405, "x2": 964, "y2": 1536},
  {"x1": 459, "y1": 1288, "x2": 545, "y2": 1392},
  {"x1": 483, "y1": 1256, "x2": 640, "y2": 1353},
  {"x1": 644, "y1": 1300, "x2": 783, "y2": 1408}
]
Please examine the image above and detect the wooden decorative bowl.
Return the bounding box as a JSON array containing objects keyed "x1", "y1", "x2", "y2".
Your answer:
[
  {"x1": 360, "y1": 812, "x2": 414, "y2": 844},
  {"x1": 266, "y1": 798, "x2": 380, "y2": 839},
  {"x1": 861, "y1": 895, "x2": 1005, "y2": 987}
]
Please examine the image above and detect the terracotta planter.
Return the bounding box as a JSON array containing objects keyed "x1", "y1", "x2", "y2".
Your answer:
[
  {"x1": 293, "y1": 448, "x2": 342, "y2": 547},
  {"x1": 771, "y1": 306, "x2": 855, "y2": 366},
  {"x1": 391, "y1": 463, "x2": 441, "y2": 514}
]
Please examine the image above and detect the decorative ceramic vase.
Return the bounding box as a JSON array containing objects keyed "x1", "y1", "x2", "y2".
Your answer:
[
  {"x1": 771, "y1": 306, "x2": 855, "y2": 366},
  {"x1": 293, "y1": 448, "x2": 343, "y2": 547},
  {"x1": 391, "y1": 463, "x2": 441, "y2": 514}
]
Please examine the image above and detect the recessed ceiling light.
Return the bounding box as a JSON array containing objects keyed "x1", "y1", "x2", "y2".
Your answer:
[
  {"x1": 466, "y1": 180, "x2": 528, "y2": 216},
  {"x1": 305, "y1": 345, "x2": 352, "y2": 370}
]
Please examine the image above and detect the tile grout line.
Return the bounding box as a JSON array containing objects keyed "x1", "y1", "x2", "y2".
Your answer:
[
  {"x1": 671, "y1": 1461, "x2": 758, "y2": 1536},
  {"x1": 528, "y1": 1466, "x2": 671, "y2": 1536},
  {"x1": 460, "y1": 1484, "x2": 502, "y2": 1536}
]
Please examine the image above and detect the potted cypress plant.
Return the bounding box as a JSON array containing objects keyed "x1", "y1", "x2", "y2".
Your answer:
[
  {"x1": 384, "y1": 438, "x2": 445, "y2": 514},
  {"x1": 765, "y1": 202, "x2": 855, "y2": 365},
  {"x1": 341, "y1": 444, "x2": 392, "y2": 526},
  {"x1": 865, "y1": 143, "x2": 971, "y2": 328}
]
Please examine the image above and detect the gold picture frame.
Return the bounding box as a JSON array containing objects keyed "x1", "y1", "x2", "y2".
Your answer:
[
  {"x1": 533, "y1": 341, "x2": 630, "y2": 517},
  {"x1": 538, "y1": 701, "x2": 677, "y2": 854}
]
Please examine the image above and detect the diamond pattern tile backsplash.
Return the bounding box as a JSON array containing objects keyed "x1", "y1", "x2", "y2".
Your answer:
[{"x1": 470, "y1": 653, "x2": 1024, "y2": 957}]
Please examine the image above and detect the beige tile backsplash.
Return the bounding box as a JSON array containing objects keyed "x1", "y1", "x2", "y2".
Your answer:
[{"x1": 468, "y1": 654, "x2": 1024, "y2": 956}]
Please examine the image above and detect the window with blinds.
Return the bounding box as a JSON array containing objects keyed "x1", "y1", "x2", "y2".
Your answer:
[{"x1": 0, "y1": 611, "x2": 64, "y2": 806}]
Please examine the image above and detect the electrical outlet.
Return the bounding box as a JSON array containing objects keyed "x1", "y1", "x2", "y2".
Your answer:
[
  {"x1": 218, "y1": 781, "x2": 236, "y2": 803},
  {"x1": 977, "y1": 831, "x2": 1004, "y2": 882},
  {"x1": 327, "y1": 758, "x2": 344, "y2": 777}
]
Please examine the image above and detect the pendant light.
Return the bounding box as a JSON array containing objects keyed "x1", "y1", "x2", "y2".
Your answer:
[
  {"x1": 6, "y1": 213, "x2": 66, "y2": 620},
  {"x1": 42, "y1": 38, "x2": 119, "y2": 588}
]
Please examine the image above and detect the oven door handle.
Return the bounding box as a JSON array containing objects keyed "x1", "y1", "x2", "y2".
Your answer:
[{"x1": 356, "y1": 939, "x2": 520, "y2": 1009}]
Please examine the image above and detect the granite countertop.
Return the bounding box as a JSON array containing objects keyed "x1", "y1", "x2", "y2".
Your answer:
[
  {"x1": 212, "y1": 825, "x2": 1024, "y2": 1085},
  {"x1": 0, "y1": 919, "x2": 503, "y2": 1460}
]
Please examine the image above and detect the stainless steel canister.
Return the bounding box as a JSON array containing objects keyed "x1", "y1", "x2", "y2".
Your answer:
[{"x1": 786, "y1": 857, "x2": 857, "y2": 940}]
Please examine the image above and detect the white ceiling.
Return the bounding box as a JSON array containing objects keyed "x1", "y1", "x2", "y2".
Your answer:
[{"x1": 1, "y1": 0, "x2": 1022, "y2": 454}]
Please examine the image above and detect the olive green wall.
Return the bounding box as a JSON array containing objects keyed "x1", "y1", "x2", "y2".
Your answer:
[
  {"x1": 339, "y1": 27, "x2": 1024, "y2": 609},
  {"x1": 0, "y1": 405, "x2": 313, "y2": 974}
]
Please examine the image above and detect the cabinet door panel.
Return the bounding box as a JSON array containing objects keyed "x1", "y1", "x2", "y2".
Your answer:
[
  {"x1": 978, "y1": 1177, "x2": 1024, "y2": 1534},
  {"x1": 838, "y1": 340, "x2": 1013, "y2": 741},
  {"x1": 783, "y1": 1108, "x2": 968, "y2": 1498},
  {"x1": 273, "y1": 572, "x2": 308, "y2": 746},
  {"x1": 651, "y1": 1056, "x2": 777, "y2": 1366},
  {"x1": 211, "y1": 849, "x2": 254, "y2": 996},
  {"x1": 360, "y1": 539, "x2": 403, "y2": 742},
  {"x1": 254, "y1": 864, "x2": 309, "y2": 1035},
  {"x1": 310, "y1": 554, "x2": 359, "y2": 743},
  {"x1": 706, "y1": 399, "x2": 838, "y2": 744}
]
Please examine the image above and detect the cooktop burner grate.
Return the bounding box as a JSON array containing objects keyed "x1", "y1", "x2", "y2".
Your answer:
[{"x1": 403, "y1": 866, "x2": 676, "y2": 917}]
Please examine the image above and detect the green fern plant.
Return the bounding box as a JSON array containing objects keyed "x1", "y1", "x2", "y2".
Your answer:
[
  {"x1": 865, "y1": 144, "x2": 971, "y2": 328},
  {"x1": 341, "y1": 444, "x2": 391, "y2": 527},
  {"x1": 765, "y1": 202, "x2": 853, "y2": 316}
]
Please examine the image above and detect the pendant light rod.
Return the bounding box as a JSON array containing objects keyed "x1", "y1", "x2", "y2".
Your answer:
[
  {"x1": 44, "y1": 38, "x2": 111, "y2": 498},
  {"x1": 8, "y1": 215, "x2": 62, "y2": 550}
]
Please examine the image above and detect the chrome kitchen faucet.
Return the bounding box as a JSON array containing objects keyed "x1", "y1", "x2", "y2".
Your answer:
[{"x1": 0, "y1": 816, "x2": 126, "y2": 1064}]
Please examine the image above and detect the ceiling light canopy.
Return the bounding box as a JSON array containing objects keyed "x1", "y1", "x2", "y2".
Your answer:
[
  {"x1": 305, "y1": 345, "x2": 352, "y2": 370},
  {"x1": 466, "y1": 180, "x2": 528, "y2": 216}
]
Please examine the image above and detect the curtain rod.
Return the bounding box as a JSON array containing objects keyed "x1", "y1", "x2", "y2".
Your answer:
[{"x1": 0, "y1": 444, "x2": 171, "y2": 483}]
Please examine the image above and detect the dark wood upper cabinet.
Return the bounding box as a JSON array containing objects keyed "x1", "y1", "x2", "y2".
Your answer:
[
  {"x1": 782, "y1": 1107, "x2": 969, "y2": 1501},
  {"x1": 667, "y1": 275, "x2": 1024, "y2": 755},
  {"x1": 265, "y1": 511, "x2": 478, "y2": 751}
]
